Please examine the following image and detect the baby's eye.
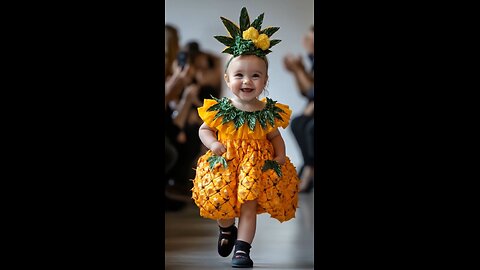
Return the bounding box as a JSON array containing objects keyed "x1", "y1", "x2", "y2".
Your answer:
[
  {"x1": 252, "y1": 74, "x2": 260, "y2": 78},
  {"x1": 234, "y1": 73, "x2": 243, "y2": 77}
]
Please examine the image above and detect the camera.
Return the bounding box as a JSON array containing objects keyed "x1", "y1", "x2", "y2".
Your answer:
[{"x1": 177, "y1": 51, "x2": 189, "y2": 70}]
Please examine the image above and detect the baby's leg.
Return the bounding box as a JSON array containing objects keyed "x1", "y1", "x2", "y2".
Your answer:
[
  {"x1": 237, "y1": 200, "x2": 257, "y2": 243},
  {"x1": 218, "y1": 218, "x2": 235, "y2": 228},
  {"x1": 232, "y1": 200, "x2": 257, "y2": 267}
]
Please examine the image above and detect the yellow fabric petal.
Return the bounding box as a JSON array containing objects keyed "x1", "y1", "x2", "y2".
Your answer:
[
  {"x1": 272, "y1": 101, "x2": 292, "y2": 129},
  {"x1": 197, "y1": 99, "x2": 222, "y2": 129}
]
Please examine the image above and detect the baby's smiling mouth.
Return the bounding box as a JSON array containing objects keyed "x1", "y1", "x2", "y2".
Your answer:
[{"x1": 241, "y1": 88, "x2": 254, "y2": 92}]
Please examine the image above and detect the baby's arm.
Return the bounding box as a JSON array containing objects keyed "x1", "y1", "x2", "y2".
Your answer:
[
  {"x1": 267, "y1": 128, "x2": 286, "y2": 165},
  {"x1": 199, "y1": 122, "x2": 226, "y2": 156}
]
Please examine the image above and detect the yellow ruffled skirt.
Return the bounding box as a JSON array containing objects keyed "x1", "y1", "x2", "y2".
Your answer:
[{"x1": 191, "y1": 139, "x2": 299, "y2": 222}]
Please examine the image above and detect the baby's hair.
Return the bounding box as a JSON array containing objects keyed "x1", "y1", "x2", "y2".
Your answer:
[{"x1": 224, "y1": 55, "x2": 269, "y2": 73}]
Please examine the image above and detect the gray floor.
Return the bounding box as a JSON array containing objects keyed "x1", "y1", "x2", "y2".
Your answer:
[{"x1": 165, "y1": 191, "x2": 314, "y2": 269}]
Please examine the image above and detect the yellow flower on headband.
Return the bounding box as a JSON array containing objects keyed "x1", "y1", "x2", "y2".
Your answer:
[
  {"x1": 243, "y1": 27, "x2": 259, "y2": 40},
  {"x1": 214, "y1": 7, "x2": 281, "y2": 57},
  {"x1": 243, "y1": 27, "x2": 271, "y2": 51},
  {"x1": 254, "y1": 34, "x2": 270, "y2": 50}
]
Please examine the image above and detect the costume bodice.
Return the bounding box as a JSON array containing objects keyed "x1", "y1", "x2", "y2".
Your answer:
[{"x1": 197, "y1": 97, "x2": 292, "y2": 141}]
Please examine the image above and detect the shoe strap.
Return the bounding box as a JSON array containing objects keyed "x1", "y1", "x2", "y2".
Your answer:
[{"x1": 234, "y1": 250, "x2": 247, "y2": 258}]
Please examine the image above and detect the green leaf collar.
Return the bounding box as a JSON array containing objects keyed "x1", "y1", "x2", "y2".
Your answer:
[{"x1": 206, "y1": 97, "x2": 285, "y2": 131}]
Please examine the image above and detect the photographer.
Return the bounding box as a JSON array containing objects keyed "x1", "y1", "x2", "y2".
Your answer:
[{"x1": 165, "y1": 40, "x2": 223, "y2": 202}]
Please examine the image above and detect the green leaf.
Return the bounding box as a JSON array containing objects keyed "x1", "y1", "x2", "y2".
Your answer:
[
  {"x1": 222, "y1": 110, "x2": 236, "y2": 124},
  {"x1": 214, "y1": 110, "x2": 227, "y2": 120},
  {"x1": 250, "y1": 13, "x2": 264, "y2": 30},
  {"x1": 273, "y1": 166, "x2": 282, "y2": 177},
  {"x1": 221, "y1": 47, "x2": 234, "y2": 54},
  {"x1": 220, "y1": 16, "x2": 241, "y2": 38},
  {"x1": 273, "y1": 105, "x2": 285, "y2": 114},
  {"x1": 266, "y1": 110, "x2": 275, "y2": 126},
  {"x1": 257, "y1": 111, "x2": 267, "y2": 129},
  {"x1": 273, "y1": 113, "x2": 283, "y2": 122},
  {"x1": 247, "y1": 113, "x2": 256, "y2": 131},
  {"x1": 207, "y1": 155, "x2": 228, "y2": 170},
  {"x1": 239, "y1": 7, "x2": 250, "y2": 32},
  {"x1": 261, "y1": 160, "x2": 273, "y2": 171},
  {"x1": 269, "y1": 39, "x2": 281, "y2": 47},
  {"x1": 207, "y1": 103, "x2": 221, "y2": 112},
  {"x1": 262, "y1": 160, "x2": 282, "y2": 177},
  {"x1": 266, "y1": 97, "x2": 275, "y2": 106},
  {"x1": 257, "y1": 49, "x2": 271, "y2": 56},
  {"x1": 260, "y1": 27, "x2": 279, "y2": 37},
  {"x1": 220, "y1": 157, "x2": 227, "y2": 168},
  {"x1": 272, "y1": 105, "x2": 285, "y2": 122},
  {"x1": 214, "y1": 36, "x2": 235, "y2": 47},
  {"x1": 234, "y1": 114, "x2": 245, "y2": 129}
]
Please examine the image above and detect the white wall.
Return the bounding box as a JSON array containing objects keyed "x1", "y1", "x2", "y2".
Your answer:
[{"x1": 166, "y1": 0, "x2": 314, "y2": 169}]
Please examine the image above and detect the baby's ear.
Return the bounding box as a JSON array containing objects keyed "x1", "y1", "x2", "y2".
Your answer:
[{"x1": 224, "y1": 73, "x2": 229, "y2": 83}]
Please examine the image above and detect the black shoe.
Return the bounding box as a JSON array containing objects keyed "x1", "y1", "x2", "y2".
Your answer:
[
  {"x1": 218, "y1": 225, "x2": 237, "y2": 257},
  {"x1": 231, "y1": 240, "x2": 253, "y2": 268}
]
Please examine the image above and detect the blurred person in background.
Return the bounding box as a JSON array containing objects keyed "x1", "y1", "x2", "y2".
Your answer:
[
  {"x1": 165, "y1": 24, "x2": 198, "y2": 211},
  {"x1": 165, "y1": 40, "x2": 224, "y2": 202},
  {"x1": 283, "y1": 25, "x2": 314, "y2": 193}
]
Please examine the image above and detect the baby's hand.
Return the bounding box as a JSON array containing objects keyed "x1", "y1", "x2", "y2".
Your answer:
[
  {"x1": 210, "y1": 141, "x2": 226, "y2": 156},
  {"x1": 273, "y1": 156, "x2": 286, "y2": 165}
]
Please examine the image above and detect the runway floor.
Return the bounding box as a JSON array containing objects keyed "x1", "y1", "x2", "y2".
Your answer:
[{"x1": 165, "y1": 191, "x2": 314, "y2": 269}]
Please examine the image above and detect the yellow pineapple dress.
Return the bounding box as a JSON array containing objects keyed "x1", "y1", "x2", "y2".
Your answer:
[{"x1": 191, "y1": 96, "x2": 299, "y2": 223}]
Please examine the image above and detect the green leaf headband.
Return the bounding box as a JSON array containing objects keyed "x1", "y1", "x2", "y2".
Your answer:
[{"x1": 214, "y1": 7, "x2": 281, "y2": 57}]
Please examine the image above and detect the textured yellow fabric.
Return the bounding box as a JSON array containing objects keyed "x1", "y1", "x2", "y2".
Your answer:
[{"x1": 191, "y1": 98, "x2": 299, "y2": 222}]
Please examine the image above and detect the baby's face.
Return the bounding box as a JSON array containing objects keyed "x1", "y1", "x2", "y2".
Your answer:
[{"x1": 224, "y1": 55, "x2": 268, "y2": 103}]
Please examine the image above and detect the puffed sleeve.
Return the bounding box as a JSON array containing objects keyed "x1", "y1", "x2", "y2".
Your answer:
[
  {"x1": 259, "y1": 98, "x2": 292, "y2": 131},
  {"x1": 273, "y1": 102, "x2": 292, "y2": 129},
  {"x1": 197, "y1": 98, "x2": 223, "y2": 130}
]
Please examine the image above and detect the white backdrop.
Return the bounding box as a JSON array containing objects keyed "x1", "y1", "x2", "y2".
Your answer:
[{"x1": 166, "y1": 0, "x2": 314, "y2": 168}]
